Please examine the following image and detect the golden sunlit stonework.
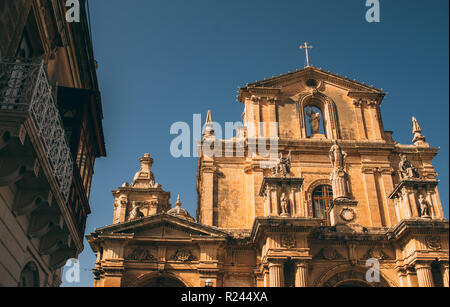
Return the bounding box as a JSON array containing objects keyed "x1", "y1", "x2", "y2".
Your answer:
[{"x1": 87, "y1": 66, "x2": 449, "y2": 287}]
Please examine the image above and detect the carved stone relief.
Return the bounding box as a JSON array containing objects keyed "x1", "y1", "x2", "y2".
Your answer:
[
  {"x1": 314, "y1": 247, "x2": 344, "y2": 260},
  {"x1": 425, "y1": 236, "x2": 441, "y2": 251},
  {"x1": 171, "y1": 249, "x2": 197, "y2": 262},
  {"x1": 362, "y1": 248, "x2": 391, "y2": 260},
  {"x1": 280, "y1": 234, "x2": 295, "y2": 249},
  {"x1": 126, "y1": 248, "x2": 156, "y2": 261}
]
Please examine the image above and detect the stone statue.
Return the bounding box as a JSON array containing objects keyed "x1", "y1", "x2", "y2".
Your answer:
[
  {"x1": 418, "y1": 194, "x2": 431, "y2": 218},
  {"x1": 280, "y1": 193, "x2": 289, "y2": 216},
  {"x1": 399, "y1": 154, "x2": 420, "y2": 179},
  {"x1": 272, "y1": 151, "x2": 291, "y2": 177},
  {"x1": 306, "y1": 106, "x2": 321, "y2": 135},
  {"x1": 129, "y1": 201, "x2": 144, "y2": 221},
  {"x1": 114, "y1": 196, "x2": 128, "y2": 223},
  {"x1": 329, "y1": 140, "x2": 347, "y2": 170}
]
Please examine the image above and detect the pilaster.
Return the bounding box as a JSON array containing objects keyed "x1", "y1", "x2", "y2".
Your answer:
[{"x1": 415, "y1": 262, "x2": 434, "y2": 287}]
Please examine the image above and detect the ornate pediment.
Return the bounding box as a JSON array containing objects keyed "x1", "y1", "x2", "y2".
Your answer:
[
  {"x1": 238, "y1": 66, "x2": 382, "y2": 102},
  {"x1": 93, "y1": 213, "x2": 229, "y2": 240}
]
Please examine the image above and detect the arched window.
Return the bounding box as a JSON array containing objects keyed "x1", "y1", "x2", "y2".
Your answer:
[
  {"x1": 18, "y1": 262, "x2": 39, "y2": 287},
  {"x1": 312, "y1": 185, "x2": 333, "y2": 221}
]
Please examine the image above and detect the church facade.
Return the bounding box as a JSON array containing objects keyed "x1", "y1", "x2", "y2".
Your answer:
[{"x1": 88, "y1": 66, "x2": 449, "y2": 287}]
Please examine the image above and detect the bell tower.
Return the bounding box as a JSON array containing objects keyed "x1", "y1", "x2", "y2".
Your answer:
[{"x1": 112, "y1": 154, "x2": 171, "y2": 224}]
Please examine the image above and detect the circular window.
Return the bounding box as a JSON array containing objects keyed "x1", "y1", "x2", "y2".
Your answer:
[{"x1": 305, "y1": 79, "x2": 319, "y2": 88}]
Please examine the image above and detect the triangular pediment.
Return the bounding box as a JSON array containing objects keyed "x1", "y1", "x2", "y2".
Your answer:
[
  {"x1": 238, "y1": 66, "x2": 382, "y2": 102},
  {"x1": 93, "y1": 213, "x2": 228, "y2": 239}
]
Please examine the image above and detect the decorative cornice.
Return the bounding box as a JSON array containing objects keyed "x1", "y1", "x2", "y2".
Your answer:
[
  {"x1": 259, "y1": 176, "x2": 304, "y2": 196},
  {"x1": 388, "y1": 218, "x2": 449, "y2": 240},
  {"x1": 388, "y1": 179, "x2": 439, "y2": 199},
  {"x1": 348, "y1": 91, "x2": 385, "y2": 105}
]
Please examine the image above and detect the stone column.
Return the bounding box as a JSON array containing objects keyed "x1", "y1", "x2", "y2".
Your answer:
[
  {"x1": 263, "y1": 268, "x2": 270, "y2": 287},
  {"x1": 330, "y1": 169, "x2": 349, "y2": 200},
  {"x1": 396, "y1": 268, "x2": 407, "y2": 287},
  {"x1": 415, "y1": 262, "x2": 434, "y2": 287},
  {"x1": 298, "y1": 101, "x2": 307, "y2": 139},
  {"x1": 295, "y1": 261, "x2": 308, "y2": 287},
  {"x1": 252, "y1": 97, "x2": 261, "y2": 137},
  {"x1": 268, "y1": 98, "x2": 278, "y2": 138},
  {"x1": 200, "y1": 165, "x2": 215, "y2": 226},
  {"x1": 442, "y1": 262, "x2": 449, "y2": 288},
  {"x1": 405, "y1": 187, "x2": 419, "y2": 218},
  {"x1": 367, "y1": 102, "x2": 384, "y2": 141},
  {"x1": 271, "y1": 188, "x2": 279, "y2": 216},
  {"x1": 362, "y1": 168, "x2": 383, "y2": 227},
  {"x1": 353, "y1": 100, "x2": 368, "y2": 140},
  {"x1": 379, "y1": 169, "x2": 397, "y2": 227},
  {"x1": 268, "y1": 262, "x2": 284, "y2": 287}
]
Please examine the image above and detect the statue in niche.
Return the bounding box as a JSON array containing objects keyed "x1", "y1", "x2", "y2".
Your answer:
[
  {"x1": 306, "y1": 106, "x2": 321, "y2": 135},
  {"x1": 329, "y1": 140, "x2": 347, "y2": 171},
  {"x1": 272, "y1": 151, "x2": 291, "y2": 177},
  {"x1": 280, "y1": 193, "x2": 289, "y2": 216},
  {"x1": 129, "y1": 201, "x2": 144, "y2": 221},
  {"x1": 399, "y1": 154, "x2": 420, "y2": 179},
  {"x1": 418, "y1": 194, "x2": 431, "y2": 218}
]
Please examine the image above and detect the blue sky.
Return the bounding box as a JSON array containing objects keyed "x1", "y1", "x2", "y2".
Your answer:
[{"x1": 62, "y1": 0, "x2": 449, "y2": 286}]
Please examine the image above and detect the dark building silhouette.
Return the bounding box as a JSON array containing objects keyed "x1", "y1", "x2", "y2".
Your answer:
[{"x1": 0, "y1": 0, "x2": 106, "y2": 286}]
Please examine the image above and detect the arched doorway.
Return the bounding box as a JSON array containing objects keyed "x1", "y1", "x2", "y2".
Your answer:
[
  {"x1": 143, "y1": 275, "x2": 186, "y2": 287},
  {"x1": 335, "y1": 280, "x2": 372, "y2": 287},
  {"x1": 133, "y1": 272, "x2": 188, "y2": 287},
  {"x1": 316, "y1": 265, "x2": 393, "y2": 287}
]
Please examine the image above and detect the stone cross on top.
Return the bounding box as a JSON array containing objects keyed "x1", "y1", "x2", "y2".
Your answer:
[{"x1": 299, "y1": 42, "x2": 313, "y2": 67}]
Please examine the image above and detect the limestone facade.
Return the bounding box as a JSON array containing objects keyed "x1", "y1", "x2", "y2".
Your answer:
[{"x1": 89, "y1": 66, "x2": 448, "y2": 287}]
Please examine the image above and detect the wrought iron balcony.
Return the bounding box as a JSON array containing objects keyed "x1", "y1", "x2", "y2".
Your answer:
[{"x1": 0, "y1": 58, "x2": 73, "y2": 202}]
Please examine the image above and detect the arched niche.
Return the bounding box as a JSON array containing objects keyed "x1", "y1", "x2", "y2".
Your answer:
[
  {"x1": 18, "y1": 261, "x2": 39, "y2": 287},
  {"x1": 298, "y1": 92, "x2": 340, "y2": 140}
]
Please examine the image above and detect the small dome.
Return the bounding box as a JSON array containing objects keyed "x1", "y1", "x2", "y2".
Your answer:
[{"x1": 167, "y1": 195, "x2": 193, "y2": 221}]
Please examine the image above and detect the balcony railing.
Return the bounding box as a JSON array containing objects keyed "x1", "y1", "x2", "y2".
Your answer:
[{"x1": 0, "y1": 58, "x2": 73, "y2": 202}]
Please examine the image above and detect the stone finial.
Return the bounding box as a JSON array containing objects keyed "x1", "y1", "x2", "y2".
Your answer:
[
  {"x1": 131, "y1": 154, "x2": 158, "y2": 188},
  {"x1": 412, "y1": 117, "x2": 428, "y2": 146},
  {"x1": 203, "y1": 110, "x2": 215, "y2": 138},
  {"x1": 167, "y1": 194, "x2": 194, "y2": 221},
  {"x1": 175, "y1": 194, "x2": 182, "y2": 207}
]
